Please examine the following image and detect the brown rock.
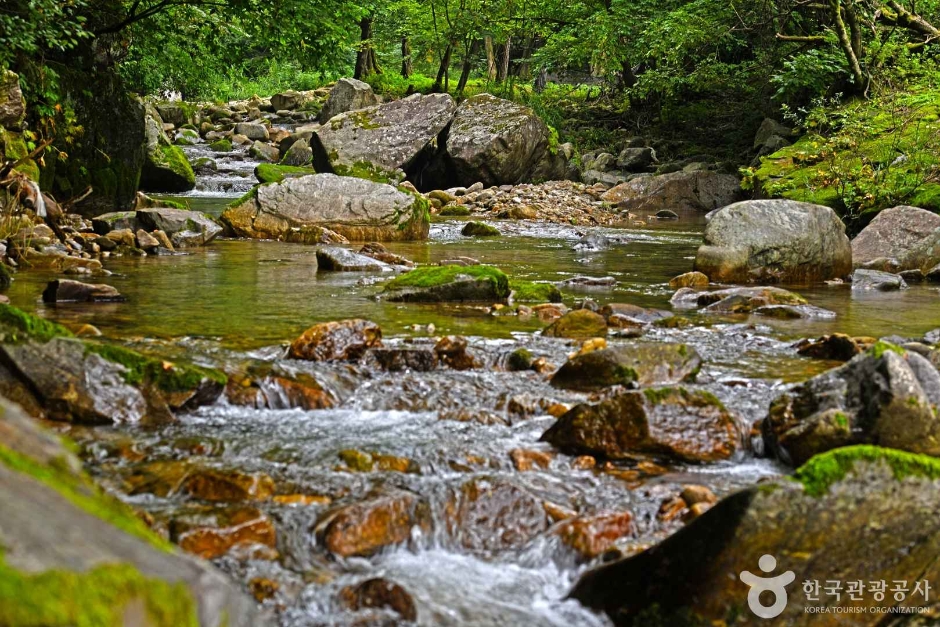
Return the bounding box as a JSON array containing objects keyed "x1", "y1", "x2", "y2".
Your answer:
[
  {"x1": 446, "y1": 477, "x2": 548, "y2": 551},
  {"x1": 136, "y1": 229, "x2": 160, "y2": 250},
  {"x1": 339, "y1": 578, "x2": 417, "y2": 621},
  {"x1": 680, "y1": 485, "x2": 717, "y2": 507},
  {"x1": 542, "y1": 309, "x2": 607, "y2": 339},
  {"x1": 668, "y1": 271, "x2": 709, "y2": 289},
  {"x1": 556, "y1": 512, "x2": 635, "y2": 559},
  {"x1": 794, "y1": 333, "x2": 874, "y2": 361},
  {"x1": 851, "y1": 205, "x2": 940, "y2": 270},
  {"x1": 315, "y1": 490, "x2": 430, "y2": 557},
  {"x1": 288, "y1": 319, "x2": 382, "y2": 361},
  {"x1": 434, "y1": 335, "x2": 480, "y2": 370},
  {"x1": 127, "y1": 462, "x2": 274, "y2": 502},
  {"x1": 510, "y1": 448, "x2": 553, "y2": 471},
  {"x1": 248, "y1": 577, "x2": 280, "y2": 603},
  {"x1": 171, "y1": 505, "x2": 277, "y2": 560},
  {"x1": 41, "y1": 279, "x2": 125, "y2": 303},
  {"x1": 571, "y1": 455, "x2": 597, "y2": 470}
]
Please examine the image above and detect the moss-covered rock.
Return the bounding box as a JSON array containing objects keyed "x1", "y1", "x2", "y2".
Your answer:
[
  {"x1": 254, "y1": 163, "x2": 316, "y2": 184},
  {"x1": 208, "y1": 138, "x2": 232, "y2": 152},
  {"x1": 438, "y1": 205, "x2": 471, "y2": 217},
  {"x1": 0, "y1": 304, "x2": 74, "y2": 344},
  {"x1": 551, "y1": 343, "x2": 702, "y2": 391},
  {"x1": 511, "y1": 281, "x2": 562, "y2": 303},
  {"x1": 794, "y1": 444, "x2": 940, "y2": 497},
  {"x1": 384, "y1": 265, "x2": 510, "y2": 302},
  {"x1": 461, "y1": 221, "x2": 500, "y2": 236},
  {"x1": 141, "y1": 144, "x2": 195, "y2": 193},
  {"x1": 541, "y1": 309, "x2": 607, "y2": 339}
]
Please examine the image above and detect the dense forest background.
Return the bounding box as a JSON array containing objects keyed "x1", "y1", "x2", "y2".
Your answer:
[{"x1": 3, "y1": 0, "x2": 940, "y2": 223}]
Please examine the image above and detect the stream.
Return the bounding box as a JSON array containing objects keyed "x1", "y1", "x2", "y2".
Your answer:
[{"x1": 12, "y1": 140, "x2": 940, "y2": 626}]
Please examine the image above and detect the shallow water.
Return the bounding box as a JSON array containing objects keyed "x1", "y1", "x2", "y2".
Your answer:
[{"x1": 24, "y1": 169, "x2": 940, "y2": 625}]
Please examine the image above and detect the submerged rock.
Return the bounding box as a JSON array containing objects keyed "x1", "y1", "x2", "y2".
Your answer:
[
  {"x1": 383, "y1": 265, "x2": 510, "y2": 302},
  {"x1": 763, "y1": 342, "x2": 940, "y2": 465},
  {"x1": 221, "y1": 173, "x2": 430, "y2": 242},
  {"x1": 694, "y1": 199, "x2": 852, "y2": 284},
  {"x1": 671, "y1": 285, "x2": 809, "y2": 314},
  {"x1": 542, "y1": 310, "x2": 607, "y2": 339},
  {"x1": 288, "y1": 319, "x2": 382, "y2": 361},
  {"x1": 550, "y1": 343, "x2": 701, "y2": 391},
  {"x1": 541, "y1": 387, "x2": 739, "y2": 462},
  {"x1": 668, "y1": 271, "x2": 709, "y2": 289},
  {"x1": 41, "y1": 279, "x2": 125, "y2": 303},
  {"x1": 339, "y1": 578, "x2": 417, "y2": 622},
  {"x1": 314, "y1": 490, "x2": 430, "y2": 557},
  {"x1": 570, "y1": 447, "x2": 940, "y2": 625},
  {"x1": 170, "y1": 505, "x2": 277, "y2": 561},
  {"x1": 445, "y1": 476, "x2": 549, "y2": 551}
]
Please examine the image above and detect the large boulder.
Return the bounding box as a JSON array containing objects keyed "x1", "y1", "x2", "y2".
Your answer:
[
  {"x1": 0, "y1": 396, "x2": 265, "y2": 627},
  {"x1": 441, "y1": 94, "x2": 553, "y2": 187},
  {"x1": 318, "y1": 78, "x2": 379, "y2": 123},
  {"x1": 311, "y1": 94, "x2": 455, "y2": 183},
  {"x1": 763, "y1": 342, "x2": 940, "y2": 466},
  {"x1": 541, "y1": 387, "x2": 740, "y2": 463},
  {"x1": 694, "y1": 200, "x2": 852, "y2": 283},
  {"x1": 601, "y1": 171, "x2": 741, "y2": 213},
  {"x1": 551, "y1": 344, "x2": 702, "y2": 391},
  {"x1": 571, "y1": 447, "x2": 940, "y2": 625},
  {"x1": 220, "y1": 173, "x2": 430, "y2": 242},
  {"x1": 140, "y1": 105, "x2": 196, "y2": 193},
  {"x1": 136, "y1": 207, "x2": 222, "y2": 247},
  {"x1": 852, "y1": 205, "x2": 940, "y2": 270}
]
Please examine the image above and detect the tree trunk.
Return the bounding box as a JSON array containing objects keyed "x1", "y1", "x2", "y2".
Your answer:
[
  {"x1": 456, "y1": 40, "x2": 480, "y2": 97},
  {"x1": 354, "y1": 16, "x2": 382, "y2": 80},
  {"x1": 484, "y1": 35, "x2": 496, "y2": 80},
  {"x1": 432, "y1": 43, "x2": 453, "y2": 92},
  {"x1": 496, "y1": 37, "x2": 511, "y2": 83},
  {"x1": 533, "y1": 66, "x2": 547, "y2": 93},
  {"x1": 830, "y1": 0, "x2": 867, "y2": 94},
  {"x1": 401, "y1": 37, "x2": 413, "y2": 78}
]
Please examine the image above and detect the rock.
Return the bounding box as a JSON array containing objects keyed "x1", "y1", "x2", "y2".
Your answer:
[
  {"x1": 551, "y1": 343, "x2": 701, "y2": 391},
  {"x1": 573, "y1": 234, "x2": 610, "y2": 251},
  {"x1": 542, "y1": 309, "x2": 607, "y2": 339},
  {"x1": 497, "y1": 205, "x2": 539, "y2": 219},
  {"x1": 136, "y1": 229, "x2": 160, "y2": 251},
  {"x1": 542, "y1": 387, "x2": 739, "y2": 462},
  {"x1": 764, "y1": 343, "x2": 940, "y2": 465},
  {"x1": 154, "y1": 103, "x2": 187, "y2": 127},
  {"x1": 92, "y1": 211, "x2": 137, "y2": 234},
  {"x1": 511, "y1": 281, "x2": 562, "y2": 303},
  {"x1": 694, "y1": 200, "x2": 852, "y2": 283},
  {"x1": 41, "y1": 279, "x2": 124, "y2": 303},
  {"x1": 461, "y1": 221, "x2": 500, "y2": 236},
  {"x1": 753, "y1": 118, "x2": 792, "y2": 148},
  {"x1": 280, "y1": 137, "x2": 313, "y2": 166},
  {"x1": 850, "y1": 268, "x2": 908, "y2": 291},
  {"x1": 571, "y1": 447, "x2": 940, "y2": 624},
  {"x1": 794, "y1": 333, "x2": 874, "y2": 361},
  {"x1": 0, "y1": 396, "x2": 264, "y2": 626},
  {"x1": 221, "y1": 173, "x2": 429, "y2": 242},
  {"x1": 311, "y1": 93, "x2": 456, "y2": 182},
  {"x1": 442, "y1": 94, "x2": 555, "y2": 187},
  {"x1": 315, "y1": 246, "x2": 389, "y2": 272},
  {"x1": 233, "y1": 122, "x2": 269, "y2": 141},
  {"x1": 616, "y1": 147, "x2": 654, "y2": 171},
  {"x1": 556, "y1": 275, "x2": 617, "y2": 287},
  {"x1": 314, "y1": 490, "x2": 430, "y2": 557},
  {"x1": 137, "y1": 208, "x2": 222, "y2": 247},
  {"x1": 340, "y1": 578, "x2": 417, "y2": 621},
  {"x1": 556, "y1": 512, "x2": 635, "y2": 560},
  {"x1": 358, "y1": 242, "x2": 414, "y2": 267},
  {"x1": 0, "y1": 70, "x2": 26, "y2": 130},
  {"x1": 445, "y1": 477, "x2": 548, "y2": 550},
  {"x1": 366, "y1": 347, "x2": 438, "y2": 372},
  {"x1": 598, "y1": 303, "x2": 672, "y2": 325},
  {"x1": 141, "y1": 105, "x2": 195, "y2": 193},
  {"x1": 851, "y1": 205, "x2": 940, "y2": 270},
  {"x1": 434, "y1": 336, "x2": 481, "y2": 370},
  {"x1": 601, "y1": 171, "x2": 740, "y2": 213},
  {"x1": 384, "y1": 265, "x2": 510, "y2": 302},
  {"x1": 254, "y1": 163, "x2": 316, "y2": 184},
  {"x1": 128, "y1": 462, "x2": 274, "y2": 502},
  {"x1": 668, "y1": 271, "x2": 709, "y2": 289},
  {"x1": 899, "y1": 268, "x2": 925, "y2": 283},
  {"x1": 318, "y1": 78, "x2": 379, "y2": 123},
  {"x1": 248, "y1": 140, "x2": 278, "y2": 162},
  {"x1": 171, "y1": 505, "x2": 277, "y2": 560},
  {"x1": 288, "y1": 319, "x2": 382, "y2": 361},
  {"x1": 270, "y1": 90, "x2": 306, "y2": 111}
]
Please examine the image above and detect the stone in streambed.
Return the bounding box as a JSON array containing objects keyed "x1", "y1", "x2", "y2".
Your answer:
[
  {"x1": 444, "y1": 476, "x2": 549, "y2": 551},
  {"x1": 136, "y1": 207, "x2": 222, "y2": 247},
  {"x1": 555, "y1": 511, "x2": 635, "y2": 560},
  {"x1": 288, "y1": 319, "x2": 382, "y2": 361},
  {"x1": 550, "y1": 343, "x2": 702, "y2": 391},
  {"x1": 314, "y1": 490, "x2": 430, "y2": 557},
  {"x1": 318, "y1": 78, "x2": 379, "y2": 123},
  {"x1": 384, "y1": 265, "x2": 510, "y2": 303},
  {"x1": 541, "y1": 387, "x2": 739, "y2": 463},
  {"x1": 541, "y1": 309, "x2": 607, "y2": 339},
  {"x1": 461, "y1": 221, "x2": 500, "y2": 236},
  {"x1": 315, "y1": 246, "x2": 390, "y2": 272},
  {"x1": 340, "y1": 578, "x2": 417, "y2": 622},
  {"x1": 850, "y1": 268, "x2": 908, "y2": 291},
  {"x1": 668, "y1": 271, "x2": 708, "y2": 289},
  {"x1": 852, "y1": 205, "x2": 940, "y2": 270},
  {"x1": 42, "y1": 279, "x2": 124, "y2": 303},
  {"x1": 170, "y1": 505, "x2": 277, "y2": 560}
]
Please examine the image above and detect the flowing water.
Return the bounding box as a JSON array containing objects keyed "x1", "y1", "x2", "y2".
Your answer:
[{"x1": 14, "y1": 144, "x2": 940, "y2": 625}]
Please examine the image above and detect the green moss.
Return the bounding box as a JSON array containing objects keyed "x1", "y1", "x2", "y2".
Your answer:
[
  {"x1": 0, "y1": 554, "x2": 198, "y2": 627},
  {"x1": 507, "y1": 348, "x2": 533, "y2": 371},
  {"x1": 208, "y1": 139, "x2": 232, "y2": 152},
  {"x1": 254, "y1": 163, "x2": 316, "y2": 184},
  {"x1": 154, "y1": 145, "x2": 195, "y2": 185},
  {"x1": 511, "y1": 280, "x2": 562, "y2": 303},
  {"x1": 338, "y1": 449, "x2": 374, "y2": 471},
  {"x1": 643, "y1": 386, "x2": 725, "y2": 409},
  {"x1": 332, "y1": 160, "x2": 396, "y2": 184},
  {"x1": 0, "y1": 305, "x2": 73, "y2": 344},
  {"x1": 869, "y1": 340, "x2": 906, "y2": 359},
  {"x1": 385, "y1": 264, "x2": 510, "y2": 298},
  {"x1": 834, "y1": 411, "x2": 849, "y2": 428},
  {"x1": 0, "y1": 443, "x2": 172, "y2": 552},
  {"x1": 227, "y1": 184, "x2": 261, "y2": 208},
  {"x1": 84, "y1": 342, "x2": 227, "y2": 393},
  {"x1": 461, "y1": 221, "x2": 501, "y2": 236},
  {"x1": 795, "y1": 445, "x2": 940, "y2": 497},
  {"x1": 613, "y1": 365, "x2": 639, "y2": 385},
  {"x1": 438, "y1": 206, "x2": 471, "y2": 217}
]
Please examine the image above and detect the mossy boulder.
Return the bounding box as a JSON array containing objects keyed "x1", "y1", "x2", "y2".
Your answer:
[
  {"x1": 571, "y1": 445, "x2": 940, "y2": 625},
  {"x1": 763, "y1": 343, "x2": 940, "y2": 466},
  {"x1": 541, "y1": 387, "x2": 739, "y2": 462},
  {"x1": 511, "y1": 281, "x2": 562, "y2": 303},
  {"x1": 461, "y1": 221, "x2": 500, "y2": 236},
  {"x1": 0, "y1": 69, "x2": 26, "y2": 130},
  {"x1": 208, "y1": 138, "x2": 232, "y2": 152},
  {"x1": 383, "y1": 265, "x2": 510, "y2": 303},
  {"x1": 254, "y1": 163, "x2": 316, "y2": 184},
  {"x1": 551, "y1": 343, "x2": 702, "y2": 391},
  {"x1": 220, "y1": 173, "x2": 429, "y2": 242},
  {"x1": 141, "y1": 144, "x2": 195, "y2": 193},
  {"x1": 0, "y1": 396, "x2": 263, "y2": 627},
  {"x1": 542, "y1": 309, "x2": 607, "y2": 339},
  {"x1": 438, "y1": 205, "x2": 471, "y2": 217}
]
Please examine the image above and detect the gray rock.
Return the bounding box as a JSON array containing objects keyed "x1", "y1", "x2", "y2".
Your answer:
[
  {"x1": 312, "y1": 93, "x2": 455, "y2": 182},
  {"x1": 0, "y1": 69, "x2": 26, "y2": 130},
  {"x1": 0, "y1": 396, "x2": 264, "y2": 627},
  {"x1": 753, "y1": 118, "x2": 792, "y2": 148},
  {"x1": 752, "y1": 304, "x2": 837, "y2": 319},
  {"x1": 140, "y1": 104, "x2": 195, "y2": 193},
  {"x1": 137, "y1": 208, "x2": 222, "y2": 247},
  {"x1": 591, "y1": 153, "x2": 617, "y2": 171},
  {"x1": 318, "y1": 78, "x2": 379, "y2": 123},
  {"x1": 42, "y1": 279, "x2": 124, "y2": 303},
  {"x1": 280, "y1": 138, "x2": 313, "y2": 166},
  {"x1": 615, "y1": 147, "x2": 653, "y2": 171},
  {"x1": 550, "y1": 343, "x2": 701, "y2": 391},
  {"x1": 851, "y1": 268, "x2": 908, "y2": 291},
  {"x1": 580, "y1": 169, "x2": 628, "y2": 187},
  {"x1": 155, "y1": 102, "x2": 188, "y2": 127},
  {"x1": 270, "y1": 90, "x2": 305, "y2": 111},
  {"x1": 316, "y1": 246, "x2": 390, "y2": 272},
  {"x1": 92, "y1": 211, "x2": 138, "y2": 234},
  {"x1": 601, "y1": 171, "x2": 740, "y2": 213},
  {"x1": 233, "y1": 122, "x2": 269, "y2": 141},
  {"x1": 249, "y1": 140, "x2": 279, "y2": 162},
  {"x1": 851, "y1": 205, "x2": 940, "y2": 270},
  {"x1": 693, "y1": 199, "x2": 852, "y2": 284},
  {"x1": 221, "y1": 173, "x2": 429, "y2": 242}
]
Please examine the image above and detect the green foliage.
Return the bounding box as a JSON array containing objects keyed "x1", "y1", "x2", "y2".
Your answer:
[
  {"x1": 0, "y1": 0, "x2": 91, "y2": 70},
  {"x1": 795, "y1": 445, "x2": 940, "y2": 497}
]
